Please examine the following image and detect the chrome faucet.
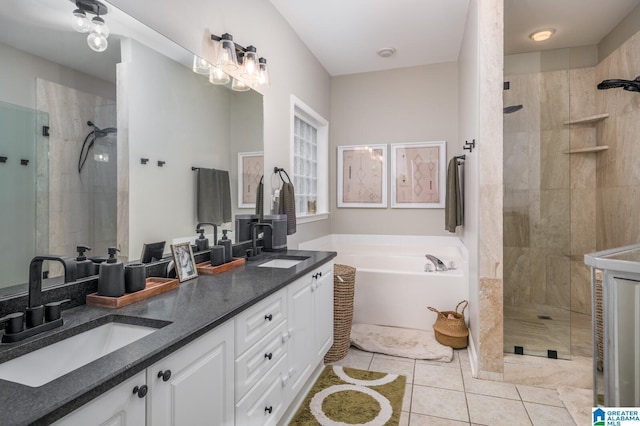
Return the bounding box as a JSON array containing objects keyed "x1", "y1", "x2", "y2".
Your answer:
[
  {"x1": 250, "y1": 223, "x2": 273, "y2": 257},
  {"x1": 425, "y1": 254, "x2": 448, "y2": 272}
]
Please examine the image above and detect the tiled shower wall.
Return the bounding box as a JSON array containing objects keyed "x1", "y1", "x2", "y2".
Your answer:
[
  {"x1": 36, "y1": 79, "x2": 116, "y2": 263},
  {"x1": 595, "y1": 30, "x2": 640, "y2": 250},
  {"x1": 504, "y1": 65, "x2": 598, "y2": 320}
]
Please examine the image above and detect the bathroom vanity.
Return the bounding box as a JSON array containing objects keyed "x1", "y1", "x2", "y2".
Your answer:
[
  {"x1": 585, "y1": 244, "x2": 640, "y2": 407},
  {"x1": 0, "y1": 250, "x2": 335, "y2": 426}
]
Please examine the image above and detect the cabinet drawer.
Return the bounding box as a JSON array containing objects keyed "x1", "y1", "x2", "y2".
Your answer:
[
  {"x1": 235, "y1": 289, "x2": 286, "y2": 354},
  {"x1": 235, "y1": 354, "x2": 288, "y2": 426},
  {"x1": 236, "y1": 320, "x2": 289, "y2": 401}
]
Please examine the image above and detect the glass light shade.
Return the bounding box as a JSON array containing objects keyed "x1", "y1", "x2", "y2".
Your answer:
[
  {"x1": 258, "y1": 57, "x2": 270, "y2": 87},
  {"x1": 214, "y1": 33, "x2": 238, "y2": 71},
  {"x1": 91, "y1": 16, "x2": 109, "y2": 38},
  {"x1": 192, "y1": 55, "x2": 211, "y2": 75},
  {"x1": 231, "y1": 78, "x2": 250, "y2": 92},
  {"x1": 241, "y1": 46, "x2": 259, "y2": 81},
  {"x1": 72, "y1": 9, "x2": 91, "y2": 33},
  {"x1": 209, "y1": 66, "x2": 230, "y2": 85},
  {"x1": 87, "y1": 32, "x2": 108, "y2": 52}
]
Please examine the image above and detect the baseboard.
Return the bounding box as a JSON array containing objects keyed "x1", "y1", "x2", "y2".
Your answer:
[
  {"x1": 278, "y1": 361, "x2": 325, "y2": 426},
  {"x1": 467, "y1": 327, "x2": 478, "y2": 378}
]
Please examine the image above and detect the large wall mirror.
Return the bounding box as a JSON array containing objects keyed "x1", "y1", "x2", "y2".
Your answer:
[{"x1": 0, "y1": 0, "x2": 264, "y2": 293}]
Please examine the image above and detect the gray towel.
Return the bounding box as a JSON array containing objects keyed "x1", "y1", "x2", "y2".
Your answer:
[
  {"x1": 277, "y1": 182, "x2": 297, "y2": 235},
  {"x1": 445, "y1": 157, "x2": 463, "y2": 232},
  {"x1": 255, "y1": 178, "x2": 264, "y2": 222},
  {"x1": 197, "y1": 168, "x2": 232, "y2": 225}
]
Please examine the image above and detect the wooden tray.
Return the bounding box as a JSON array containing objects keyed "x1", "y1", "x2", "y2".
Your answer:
[
  {"x1": 86, "y1": 277, "x2": 179, "y2": 308},
  {"x1": 196, "y1": 257, "x2": 246, "y2": 275}
]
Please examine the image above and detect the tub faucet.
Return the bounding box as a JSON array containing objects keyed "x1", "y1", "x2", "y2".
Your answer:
[{"x1": 425, "y1": 254, "x2": 448, "y2": 272}]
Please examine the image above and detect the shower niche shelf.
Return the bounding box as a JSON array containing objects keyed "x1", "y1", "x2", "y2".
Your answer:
[
  {"x1": 563, "y1": 113, "x2": 609, "y2": 125},
  {"x1": 563, "y1": 145, "x2": 609, "y2": 154}
]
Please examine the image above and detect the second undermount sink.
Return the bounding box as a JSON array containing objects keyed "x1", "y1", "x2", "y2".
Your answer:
[
  {"x1": 0, "y1": 318, "x2": 165, "y2": 387},
  {"x1": 257, "y1": 255, "x2": 309, "y2": 269}
]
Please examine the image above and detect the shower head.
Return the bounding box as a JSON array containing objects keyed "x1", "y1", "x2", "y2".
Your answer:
[
  {"x1": 503, "y1": 104, "x2": 523, "y2": 114},
  {"x1": 597, "y1": 76, "x2": 640, "y2": 92}
]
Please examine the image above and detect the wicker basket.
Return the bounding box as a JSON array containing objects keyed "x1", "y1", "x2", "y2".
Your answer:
[
  {"x1": 427, "y1": 300, "x2": 469, "y2": 349},
  {"x1": 324, "y1": 264, "x2": 356, "y2": 363}
]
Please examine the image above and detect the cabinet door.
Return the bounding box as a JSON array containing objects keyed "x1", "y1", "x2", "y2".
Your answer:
[
  {"x1": 287, "y1": 274, "x2": 315, "y2": 399},
  {"x1": 313, "y1": 265, "x2": 334, "y2": 358},
  {"x1": 53, "y1": 371, "x2": 146, "y2": 426},
  {"x1": 146, "y1": 320, "x2": 234, "y2": 426}
]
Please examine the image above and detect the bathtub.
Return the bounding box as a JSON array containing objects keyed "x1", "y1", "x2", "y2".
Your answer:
[{"x1": 299, "y1": 234, "x2": 468, "y2": 331}]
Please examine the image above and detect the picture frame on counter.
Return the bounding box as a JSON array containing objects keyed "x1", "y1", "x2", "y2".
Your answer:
[
  {"x1": 337, "y1": 144, "x2": 387, "y2": 208},
  {"x1": 170, "y1": 241, "x2": 197, "y2": 282},
  {"x1": 390, "y1": 141, "x2": 446, "y2": 208}
]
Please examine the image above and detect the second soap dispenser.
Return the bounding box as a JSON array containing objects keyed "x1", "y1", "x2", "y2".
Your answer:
[
  {"x1": 195, "y1": 228, "x2": 210, "y2": 252},
  {"x1": 217, "y1": 229, "x2": 233, "y2": 263},
  {"x1": 98, "y1": 247, "x2": 125, "y2": 297},
  {"x1": 75, "y1": 245, "x2": 94, "y2": 279}
]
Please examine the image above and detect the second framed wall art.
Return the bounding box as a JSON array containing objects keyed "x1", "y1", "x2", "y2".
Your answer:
[{"x1": 390, "y1": 141, "x2": 446, "y2": 208}]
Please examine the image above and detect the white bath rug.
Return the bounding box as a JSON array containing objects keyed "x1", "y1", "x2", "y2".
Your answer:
[
  {"x1": 350, "y1": 323, "x2": 453, "y2": 362},
  {"x1": 557, "y1": 386, "x2": 592, "y2": 426}
]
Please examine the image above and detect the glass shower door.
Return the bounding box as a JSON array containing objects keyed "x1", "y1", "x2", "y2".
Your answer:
[{"x1": 503, "y1": 56, "x2": 572, "y2": 359}]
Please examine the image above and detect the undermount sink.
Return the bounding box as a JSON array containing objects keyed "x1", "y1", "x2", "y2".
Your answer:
[
  {"x1": 0, "y1": 318, "x2": 164, "y2": 387},
  {"x1": 257, "y1": 255, "x2": 309, "y2": 269}
]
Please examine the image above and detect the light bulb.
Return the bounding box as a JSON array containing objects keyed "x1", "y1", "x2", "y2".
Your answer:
[
  {"x1": 241, "y1": 46, "x2": 259, "y2": 81},
  {"x1": 72, "y1": 9, "x2": 91, "y2": 33},
  {"x1": 91, "y1": 16, "x2": 109, "y2": 38},
  {"x1": 258, "y1": 57, "x2": 270, "y2": 87},
  {"x1": 231, "y1": 78, "x2": 250, "y2": 92},
  {"x1": 87, "y1": 32, "x2": 108, "y2": 52},
  {"x1": 209, "y1": 66, "x2": 230, "y2": 85},
  {"x1": 192, "y1": 55, "x2": 211, "y2": 75},
  {"x1": 215, "y1": 33, "x2": 238, "y2": 71}
]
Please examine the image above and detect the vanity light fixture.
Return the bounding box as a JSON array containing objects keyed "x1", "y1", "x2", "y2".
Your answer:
[
  {"x1": 204, "y1": 32, "x2": 270, "y2": 89},
  {"x1": 231, "y1": 77, "x2": 251, "y2": 92},
  {"x1": 529, "y1": 28, "x2": 555, "y2": 42},
  {"x1": 258, "y1": 58, "x2": 270, "y2": 87},
  {"x1": 192, "y1": 56, "x2": 211, "y2": 75},
  {"x1": 70, "y1": 0, "x2": 110, "y2": 52}
]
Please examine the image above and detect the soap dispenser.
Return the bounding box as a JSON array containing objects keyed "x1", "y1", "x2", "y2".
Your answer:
[
  {"x1": 75, "y1": 245, "x2": 94, "y2": 279},
  {"x1": 195, "y1": 228, "x2": 210, "y2": 252},
  {"x1": 217, "y1": 229, "x2": 233, "y2": 263},
  {"x1": 98, "y1": 247, "x2": 125, "y2": 297}
]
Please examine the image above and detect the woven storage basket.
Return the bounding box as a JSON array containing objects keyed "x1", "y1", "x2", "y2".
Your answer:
[
  {"x1": 427, "y1": 300, "x2": 469, "y2": 349},
  {"x1": 324, "y1": 264, "x2": 356, "y2": 363}
]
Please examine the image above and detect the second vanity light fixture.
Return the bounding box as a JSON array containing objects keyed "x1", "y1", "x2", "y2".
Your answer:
[
  {"x1": 70, "y1": 0, "x2": 110, "y2": 52},
  {"x1": 192, "y1": 33, "x2": 270, "y2": 91}
]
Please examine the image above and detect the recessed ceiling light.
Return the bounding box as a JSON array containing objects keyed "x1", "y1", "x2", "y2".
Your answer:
[
  {"x1": 377, "y1": 47, "x2": 396, "y2": 58},
  {"x1": 529, "y1": 29, "x2": 555, "y2": 42}
]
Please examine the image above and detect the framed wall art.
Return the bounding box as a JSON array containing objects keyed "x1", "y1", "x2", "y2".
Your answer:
[
  {"x1": 237, "y1": 151, "x2": 264, "y2": 208},
  {"x1": 390, "y1": 141, "x2": 446, "y2": 208},
  {"x1": 337, "y1": 144, "x2": 387, "y2": 208}
]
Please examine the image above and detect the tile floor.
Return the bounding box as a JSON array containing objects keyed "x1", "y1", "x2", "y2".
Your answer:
[{"x1": 331, "y1": 347, "x2": 577, "y2": 425}]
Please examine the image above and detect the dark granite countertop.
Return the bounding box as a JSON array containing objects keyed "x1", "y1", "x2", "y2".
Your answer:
[{"x1": 0, "y1": 249, "x2": 336, "y2": 426}]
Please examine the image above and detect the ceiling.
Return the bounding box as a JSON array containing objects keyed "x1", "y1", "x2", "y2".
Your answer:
[{"x1": 270, "y1": 0, "x2": 640, "y2": 76}]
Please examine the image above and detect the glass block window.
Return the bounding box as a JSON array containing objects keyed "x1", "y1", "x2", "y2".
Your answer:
[{"x1": 293, "y1": 116, "x2": 318, "y2": 215}]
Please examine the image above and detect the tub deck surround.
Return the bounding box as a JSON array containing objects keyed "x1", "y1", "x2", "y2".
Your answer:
[{"x1": 0, "y1": 249, "x2": 336, "y2": 426}]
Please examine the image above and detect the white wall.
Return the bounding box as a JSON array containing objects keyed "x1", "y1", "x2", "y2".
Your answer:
[
  {"x1": 329, "y1": 63, "x2": 459, "y2": 236},
  {"x1": 122, "y1": 38, "x2": 231, "y2": 256},
  {"x1": 109, "y1": 0, "x2": 332, "y2": 247},
  {"x1": 458, "y1": 0, "x2": 480, "y2": 372}
]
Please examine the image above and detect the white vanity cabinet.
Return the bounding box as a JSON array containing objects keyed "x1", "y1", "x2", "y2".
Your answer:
[
  {"x1": 146, "y1": 320, "x2": 235, "y2": 426},
  {"x1": 53, "y1": 320, "x2": 234, "y2": 426},
  {"x1": 287, "y1": 262, "x2": 334, "y2": 402},
  {"x1": 52, "y1": 371, "x2": 147, "y2": 426}
]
